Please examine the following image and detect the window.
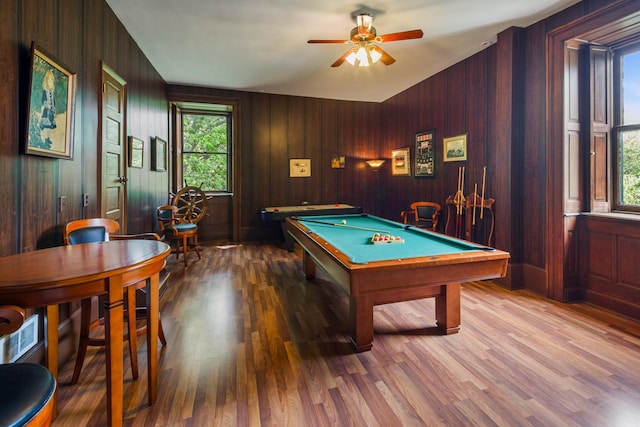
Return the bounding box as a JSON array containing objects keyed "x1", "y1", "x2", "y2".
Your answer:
[
  {"x1": 180, "y1": 107, "x2": 231, "y2": 192},
  {"x1": 614, "y1": 46, "x2": 640, "y2": 210}
]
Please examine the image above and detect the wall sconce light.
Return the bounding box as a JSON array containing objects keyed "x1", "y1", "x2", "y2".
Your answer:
[{"x1": 366, "y1": 159, "x2": 385, "y2": 170}]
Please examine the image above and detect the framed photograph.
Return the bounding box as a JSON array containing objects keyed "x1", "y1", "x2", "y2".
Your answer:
[
  {"x1": 25, "y1": 42, "x2": 77, "y2": 159},
  {"x1": 443, "y1": 133, "x2": 468, "y2": 162},
  {"x1": 128, "y1": 136, "x2": 144, "y2": 168},
  {"x1": 391, "y1": 147, "x2": 411, "y2": 176},
  {"x1": 152, "y1": 137, "x2": 167, "y2": 171},
  {"x1": 415, "y1": 130, "x2": 436, "y2": 177},
  {"x1": 331, "y1": 155, "x2": 345, "y2": 169}
]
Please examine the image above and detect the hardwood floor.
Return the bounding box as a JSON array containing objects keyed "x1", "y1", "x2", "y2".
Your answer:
[{"x1": 52, "y1": 242, "x2": 640, "y2": 426}]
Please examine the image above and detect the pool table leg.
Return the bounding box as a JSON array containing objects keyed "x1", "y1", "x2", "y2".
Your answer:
[
  {"x1": 302, "y1": 251, "x2": 316, "y2": 279},
  {"x1": 349, "y1": 295, "x2": 374, "y2": 352},
  {"x1": 281, "y1": 222, "x2": 296, "y2": 251},
  {"x1": 435, "y1": 283, "x2": 461, "y2": 334}
]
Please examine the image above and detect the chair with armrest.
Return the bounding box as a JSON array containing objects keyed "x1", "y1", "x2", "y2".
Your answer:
[
  {"x1": 157, "y1": 205, "x2": 201, "y2": 267},
  {"x1": 0, "y1": 305, "x2": 56, "y2": 427},
  {"x1": 63, "y1": 218, "x2": 168, "y2": 385},
  {"x1": 400, "y1": 201, "x2": 442, "y2": 232}
]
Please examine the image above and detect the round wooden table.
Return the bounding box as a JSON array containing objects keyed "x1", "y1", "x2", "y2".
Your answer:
[{"x1": 0, "y1": 240, "x2": 170, "y2": 427}]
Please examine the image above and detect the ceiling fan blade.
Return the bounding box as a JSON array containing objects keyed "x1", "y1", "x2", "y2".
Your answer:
[
  {"x1": 374, "y1": 46, "x2": 395, "y2": 65},
  {"x1": 331, "y1": 50, "x2": 352, "y2": 67},
  {"x1": 308, "y1": 39, "x2": 350, "y2": 44},
  {"x1": 377, "y1": 29, "x2": 423, "y2": 42}
]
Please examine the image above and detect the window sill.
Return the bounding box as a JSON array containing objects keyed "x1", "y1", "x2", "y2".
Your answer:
[
  {"x1": 205, "y1": 191, "x2": 233, "y2": 197},
  {"x1": 581, "y1": 211, "x2": 640, "y2": 223}
]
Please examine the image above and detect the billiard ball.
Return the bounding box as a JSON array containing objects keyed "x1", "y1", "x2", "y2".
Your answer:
[{"x1": 342, "y1": 219, "x2": 347, "y2": 224}]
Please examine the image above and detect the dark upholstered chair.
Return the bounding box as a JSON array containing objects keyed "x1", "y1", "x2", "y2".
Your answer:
[
  {"x1": 0, "y1": 305, "x2": 56, "y2": 427},
  {"x1": 401, "y1": 201, "x2": 442, "y2": 232},
  {"x1": 63, "y1": 218, "x2": 167, "y2": 384},
  {"x1": 157, "y1": 205, "x2": 201, "y2": 267}
]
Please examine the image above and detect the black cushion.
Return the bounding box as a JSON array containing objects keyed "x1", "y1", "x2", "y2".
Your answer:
[
  {"x1": 416, "y1": 206, "x2": 436, "y2": 219},
  {"x1": 68, "y1": 226, "x2": 107, "y2": 244},
  {"x1": 0, "y1": 363, "x2": 56, "y2": 427}
]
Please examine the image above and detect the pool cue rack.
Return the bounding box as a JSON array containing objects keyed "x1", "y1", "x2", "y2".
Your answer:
[{"x1": 444, "y1": 192, "x2": 495, "y2": 247}]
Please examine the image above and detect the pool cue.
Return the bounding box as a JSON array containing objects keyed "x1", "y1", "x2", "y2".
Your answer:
[
  {"x1": 454, "y1": 166, "x2": 465, "y2": 238},
  {"x1": 294, "y1": 217, "x2": 390, "y2": 234},
  {"x1": 480, "y1": 166, "x2": 486, "y2": 219},
  {"x1": 473, "y1": 183, "x2": 477, "y2": 226}
]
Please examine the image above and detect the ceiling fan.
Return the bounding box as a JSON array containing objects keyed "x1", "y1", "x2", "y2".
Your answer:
[{"x1": 308, "y1": 13, "x2": 423, "y2": 67}]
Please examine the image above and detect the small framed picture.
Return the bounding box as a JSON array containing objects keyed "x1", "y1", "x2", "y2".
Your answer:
[
  {"x1": 443, "y1": 134, "x2": 468, "y2": 162},
  {"x1": 415, "y1": 130, "x2": 435, "y2": 177},
  {"x1": 289, "y1": 158, "x2": 311, "y2": 177},
  {"x1": 391, "y1": 147, "x2": 411, "y2": 176},
  {"x1": 152, "y1": 137, "x2": 167, "y2": 171},
  {"x1": 128, "y1": 136, "x2": 144, "y2": 168},
  {"x1": 331, "y1": 155, "x2": 345, "y2": 169}
]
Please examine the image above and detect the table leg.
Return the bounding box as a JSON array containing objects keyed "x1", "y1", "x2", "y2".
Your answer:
[
  {"x1": 280, "y1": 221, "x2": 295, "y2": 251},
  {"x1": 45, "y1": 304, "x2": 59, "y2": 419},
  {"x1": 349, "y1": 295, "x2": 374, "y2": 352},
  {"x1": 302, "y1": 251, "x2": 316, "y2": 279},
  {"x1": 435, "y1": 283, "x2": 461, "y2": 334},
  {"x1": 146, "y1": 272, "x2": 159, "y2": 404},
  {"x1": 104, "y1": 276, "x2": 124, "y2": 427}
]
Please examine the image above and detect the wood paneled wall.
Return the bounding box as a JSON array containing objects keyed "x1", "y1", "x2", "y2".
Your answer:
[
  {"x1": 0, "y1": 0, "x2": 169, "y2": 257},
  {"x1": 582, "y1": 215, "x2": 640, "y2": 319},
  {"x1": 379, "y1": 55, "x2": 497, "y2": 234},
  {"x1": 167, "y1": 85, "x2": 383, "y2": 241}
]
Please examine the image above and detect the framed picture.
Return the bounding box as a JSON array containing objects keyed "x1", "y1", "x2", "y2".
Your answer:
[
  {"x1": 152, "y1": 137, "x2": 167, "y2": 171},
  {"x1": 128, "y1": 136, "x2": 144, "y2": 168},
  {"x1": 331, "y1": 155, "x2": 345, "y2": 169},
  {"x1": 25, "y1": 42, "x2": 77, "y2": 159},
  {"x1": 289, "y1": 158, "x2": 311, "y2": 177},
  {"x1": 443, "y1": 133, "x2": 468, "y2": 162},
  {"x1": 415, "y1": 130, "x2": 435, "y2": 177},
  {"x1": 391, "y1": 147, "x2": 411, "y2": 176}
]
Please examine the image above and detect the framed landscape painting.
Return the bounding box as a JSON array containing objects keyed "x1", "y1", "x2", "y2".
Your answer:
[{"x1": 443, "y1": 134, "x2": 467, "y2": 162}]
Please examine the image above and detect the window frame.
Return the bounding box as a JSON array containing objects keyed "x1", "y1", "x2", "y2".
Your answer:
[
  {"x1": 173, "y1": 103, "x2": 234, "y2": 195},
  {"x1": 612, "y1": 43, "x2": 640, "y2": 213}
]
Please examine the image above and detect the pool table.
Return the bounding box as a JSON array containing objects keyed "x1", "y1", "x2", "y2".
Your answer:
[
  {"x1": 285, "y1": 213, "x2": 510, "y2": 352},
  {"x1": 261, "y1": 203, "x2": 362, "y2": 250}
]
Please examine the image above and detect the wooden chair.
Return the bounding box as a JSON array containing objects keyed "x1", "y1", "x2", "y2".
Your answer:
[
  {"x1": 63, "y1": 218, "x2": 168, "y2": 385},
  {"x1": 401, "y1": 201, "x2": 441, "y2": 231},
  {"x1": 0, "y1": 305, "x2": 56, "y2": 427},
  {"x1": 157, "y1": 205, "x2": 201, "y2": 266}
]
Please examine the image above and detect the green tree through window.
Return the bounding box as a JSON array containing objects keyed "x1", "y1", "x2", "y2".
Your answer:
[
  {"x1": 182, "y1": 113, "x2": 230, "y2": 191},
  {"x1": 616, "y1": 48, "x2": 640, "y2": 207}
]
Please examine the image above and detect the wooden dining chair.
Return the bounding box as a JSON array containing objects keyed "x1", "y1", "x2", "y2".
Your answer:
[
  {"x1": 0, "y1": 305, "x2": 56, "y2": 427},
  {"x1": 157, "y1": 205, "x2": 201, "y2": 266},
  {"x1": 400, "y1": 201, "x2": 442, "y2": 231},
  {"x1": 63, "y1": 218, "x2": 168, "y2": 384}
]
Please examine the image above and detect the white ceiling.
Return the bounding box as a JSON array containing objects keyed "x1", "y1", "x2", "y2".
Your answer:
[{"x1": 105, "y1": 0, "x2": 581, "y2": 103}]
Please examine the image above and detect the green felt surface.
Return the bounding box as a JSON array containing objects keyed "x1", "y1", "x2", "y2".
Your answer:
[{"x1": 294, "y1": 214, "x2": 486, "y2": 264}]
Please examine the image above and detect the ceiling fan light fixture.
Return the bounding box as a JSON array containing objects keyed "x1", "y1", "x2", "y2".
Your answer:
[
  {"x1": 357, "y1": 13, "x2": 373, "y2": 31},
  {"x1": 309, "y1": 12, "x2": 422, "y2": 68},
  {"x1": 369, "y1": 47, "x2": 382, "y2": 64},
  {"x1": 346, "y1": 43, "x2": 381, "y2": 67},
  {"x1": 356, "y1": 46, "x2": 370, "y2": 67},
  {"x1": 345, "y1": 50, "x2": 358, "y2": 65}
]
